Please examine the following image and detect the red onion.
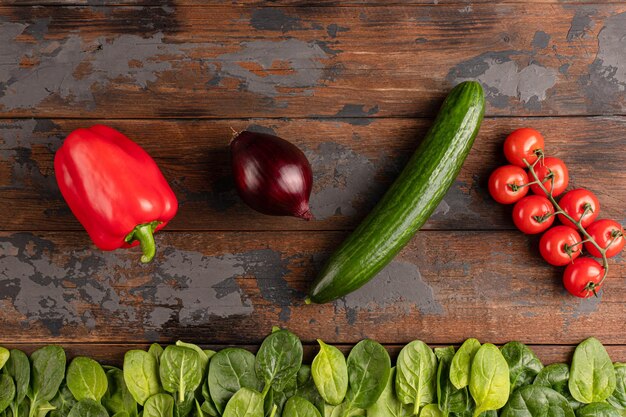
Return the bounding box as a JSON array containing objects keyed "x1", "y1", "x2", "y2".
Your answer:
[{"x1": 231, "y1": 131, "x2": 314, "y2": 220}]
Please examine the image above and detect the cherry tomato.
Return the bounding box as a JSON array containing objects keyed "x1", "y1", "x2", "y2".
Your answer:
[
  {"x1": 488, "y1": 165, "x2": 529, "y2": 204},
  {"x1": 585, "y1": 219, "x2": 625, "y2": 258},
  {"x1": 557, "y1": 188, "x2": 600, "y2": 229},
  {"x1": 563, "y1": 257, "x2": 605, "y2": 298},
  {"x1": 530, "y1": 157, "x2": 569, "y2": 197},
  {"x1": 503, "y1": 128, "x2": 545, "y2": 168},
  {"x1": 512, "y1": 195, "x2": 555, "y2": 234},
  {"x1": 539, "y1": 226, "x2": 582, "y2": 266}
]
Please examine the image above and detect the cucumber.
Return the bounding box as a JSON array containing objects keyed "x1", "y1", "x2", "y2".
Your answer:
[{"x1": 306, "y1": 81, "x2": 485, "y2": 304}]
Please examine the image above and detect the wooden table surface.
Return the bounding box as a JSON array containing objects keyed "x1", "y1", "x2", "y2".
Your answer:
[{"x1": 1, "y1": 1, "x2": 625, "y2": 365}]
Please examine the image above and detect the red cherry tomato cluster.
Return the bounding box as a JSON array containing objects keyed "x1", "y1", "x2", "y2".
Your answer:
[{"x1": 489, "y1": 128, "x2": 625, "y2": 298}]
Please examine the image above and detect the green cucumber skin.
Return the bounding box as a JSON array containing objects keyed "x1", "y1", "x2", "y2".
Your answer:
[{"x1": 307, "y1": 81, "x2": 485, "y2": 304}]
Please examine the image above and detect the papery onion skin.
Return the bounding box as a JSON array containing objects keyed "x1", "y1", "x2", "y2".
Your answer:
[{"x1": 231, "y1": 131, "x2": 314, "y2": 220}]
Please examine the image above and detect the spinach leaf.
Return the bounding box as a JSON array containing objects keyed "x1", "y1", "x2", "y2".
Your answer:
[
  {"x1": 160, "y1": 346, "x2": 203, "y2": 403},
  {"x1": 468, "y1": 343, "x2": 509, "y2": 417},
  {"x1": 0, "y1": 374, "x2": 15, "y2": 414},
  {"x1": 283, "y1": 397, "x2": 321, "y2": 417},
  {"x1": 569, "y1": 337, "x2": 616, "y2": 403},
  {"x1": 67, "y1": 399, "x2": 109, "y2": 417},
  {"x1": 608, "y1": 363, "x2": 626, "y2": 410},
  {"x1": 0, "y1": 347, "x2": 8, "y2": 370},
  {"x1": 576, "y1": 403, "x2": 621, "y2": 417},
  {"x1": 50, "y1": 384, "x2": 77, "y2": 417},
  {"x1": 346, "y1": 339, "x2": 391, "y2": 410},
  {"x1": 450, "y1": 339, "x2": 481, "y2": 390},
  {"x1": 500, "y1": 385, "x2": 574, "y2": 417},
  {"x1": 500, "y1": 342, "x2": 543, "y2": 392},
  {"x1": 295, "y1": 366, "x2": 324, "y2": 414},
  {"x1": 144, "y1": 394, "x2": 175, "y2": 417},
  {"x1": 113, "y1": 412, "x2": 130, "y2": 417},
  {"x1": 534, "y1": 363, "x2": 581, "y2": 410},
  {"x1": 323, "y1": 403, "x2": 364, "y2": 417},
  {"x1": 367, "y1": 368, "x2": 411, "y2": 417},
  {"x1": 312, "y1": 340, "x2": 348, "y2": 406},
  {"x1": 223, "y1": 388, "x2": 264, "y2": 417},
  {"x1": 255, "y1": 330, "x2": 303, "y2": 395},
  {"x1": 174, "y1": 390, "x2": 195, "y2": 417},
  {"x1": 149, "y1": 344, "x2": 164, "y2": 365},
  {"x1": 208, "y1": 348, "x2": 261, "y2": 414},
  {"x1": 176, "y1": 342, "x2": 210, "y2": 376},
  {"x1": 201, "y1": 400, "x2": 219, "y2": 417},
  {"x1": 5, "y1": 349, "x2": 30, "y2": 417},
  {"x1": 395, "y1": 340, "x2": 436, "y2": 415},
  {"x1": 66, "y1": 357, "x2": 108, "y2": 402},
  {"x1": 419, "y1": 404, "x2": 443, "y2": 417},
  {"x1": 123, "y1": 349, "x2": 162, "y2": 406},
  {"x1": 102, "y1": 368, "x2": 138, "y2": 417},
  {"x1": 265, "y1": 375, "x2": 297, "y2": 417},
  {"x1": 435, "y1": 347, "x2": 470, "y2": 416},
  {"x1": 29, "y1": 346, "x2": 67, "y2": 417}
]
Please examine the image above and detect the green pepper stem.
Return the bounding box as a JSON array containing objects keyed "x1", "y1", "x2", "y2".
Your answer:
[{"x1": 125, "y1": 221, "x2": 160, "y2": 263}]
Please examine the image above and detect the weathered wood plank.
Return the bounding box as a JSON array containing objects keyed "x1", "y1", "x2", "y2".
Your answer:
[
  {"x1": 1, "y1": 230, "x2": 624, "y2": 345},
  {"x1": 3, "y1": 343, "x2": 626, "y2": 367},
  {"x1": 0, "y1": 5, "x2": 625, "y2": 117},
  {"x1": 2, "y1": 117, "x2": 624, "y2": 231},
  {"x1": 3, "y1": 1, "x2": 622, "y2": 6}
]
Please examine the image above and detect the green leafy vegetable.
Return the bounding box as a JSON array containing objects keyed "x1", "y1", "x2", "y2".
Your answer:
[
  {"x1": 67, "y1": 399, "x2": 109, "y2": 417},
  {"x1": 144, "y1": 393, "x2": 175, "y2": 417},
  {"x1": 66, "y1": 357, "x2": 108, "y2": 402},
  {"x1": 395, "y1": 340, "x2": 436, "y2": 415},
  {"x1": 208, "y1": 348, "x2": 262, "y2": 413},
  {"x1": 312, "y1": 340, "x2": 348, "y2": 406},
  {"x1": 283, "y1": 396, "x2": 322, "y2": 417},
  {"x1": 176, "y1": 341, "x2": 210, "y2": 376},
  {"x1": 123, "y1": 349, "x2": 161, "y2": 406},
  {"x1": 175, "y1": 390, "x2": 197, "y2": 417},
  {"x1": 434, "y1": 347, "x2": 470, "y2": 416},
  {"x1": 223, "y1": 388, "x2": 264, "y2": 417},
  {"x1": 29, "y1": 345, "x2": 67, "y2": 417},
  {"x1": 160, "y1": 346, "x2": 203, "y2": 403},
  {"x1": 4, "y1": 349, "x2": 30, "y2": 417},
  {"x1": 576, "y1": 402, "x2": 621, "y2": 417},
  {"x1": 419, "y1": 404, "x2": 443, "y2": 417},
  {"x1": 608, "y1": 363, "x2": 626, "y2": 410},
  {"x1": 0, "y1": 374, "x2": 15, "y2": 414},
  {"x1": 149, "y1": 344, "x2": 164, "y2": 365},
  {"x1": 265, "y1": 374, "x2": 297, "y2": 417},
  {"x1": 469, "y1": 344, "x2": 509, "y2": 417},
  {"x1": 0, "y1": 347, "x2": 9, "y2": 370},
  {"x1": 500, "y1": 385, "x2": 574, "y2": 417},
  {"x1": 450, "y1": 339, "x2": 480, "y2": 390},
  {"x1": 533, "y1": 363, "x2": 581, "y2": 410},
  {"x1": 50, "y1": 384, "x2": 77, "y2": 417},
  {"x1": 366, "y1": 368, "x2": 411, "y2": 417},
  {"x1": 500, "y1": 342, "x2": 543, "y2": 392},
  {"x1": 569, "y1": 337, "x2": 616, "y2": 404},
  {"x1": 102, "y1": 368, "x2": 138, "y2": 417},
  {"x1": 256, "y1": 329, "x2": 303, "y2": 394},
  {"x1": 346, "y1": 339, "x2": 391, "y2": 410},
  {"x1": 294, "y1": 365, "x2": 324, "y2": 414}
]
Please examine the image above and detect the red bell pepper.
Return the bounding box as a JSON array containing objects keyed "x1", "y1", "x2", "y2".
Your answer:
[{"x1": 54, "y1": 125, "x2": 178, "y2": 263}]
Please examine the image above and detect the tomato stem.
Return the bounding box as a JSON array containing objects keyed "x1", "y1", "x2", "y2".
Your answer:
[{"x1": 523, "y1": 157, "x2": 610, "y2": 287}]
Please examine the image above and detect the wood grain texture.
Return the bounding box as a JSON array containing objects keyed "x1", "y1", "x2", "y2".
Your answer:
[
  {"x1": 3, "y1": 343, "x2": 626, "y2": 367},
  {"x1": 1, "y1": 230, "x2": 624, "y2": 345},
  {"x1": 4, "y1": 1, "x2": 623, "y2": 7},
  {"x1": 0, "y1": 4, "x2": 625, "y2": 118},
  {"x1": 2, "y1": 117, "x2": 625, "y2": 232}
]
